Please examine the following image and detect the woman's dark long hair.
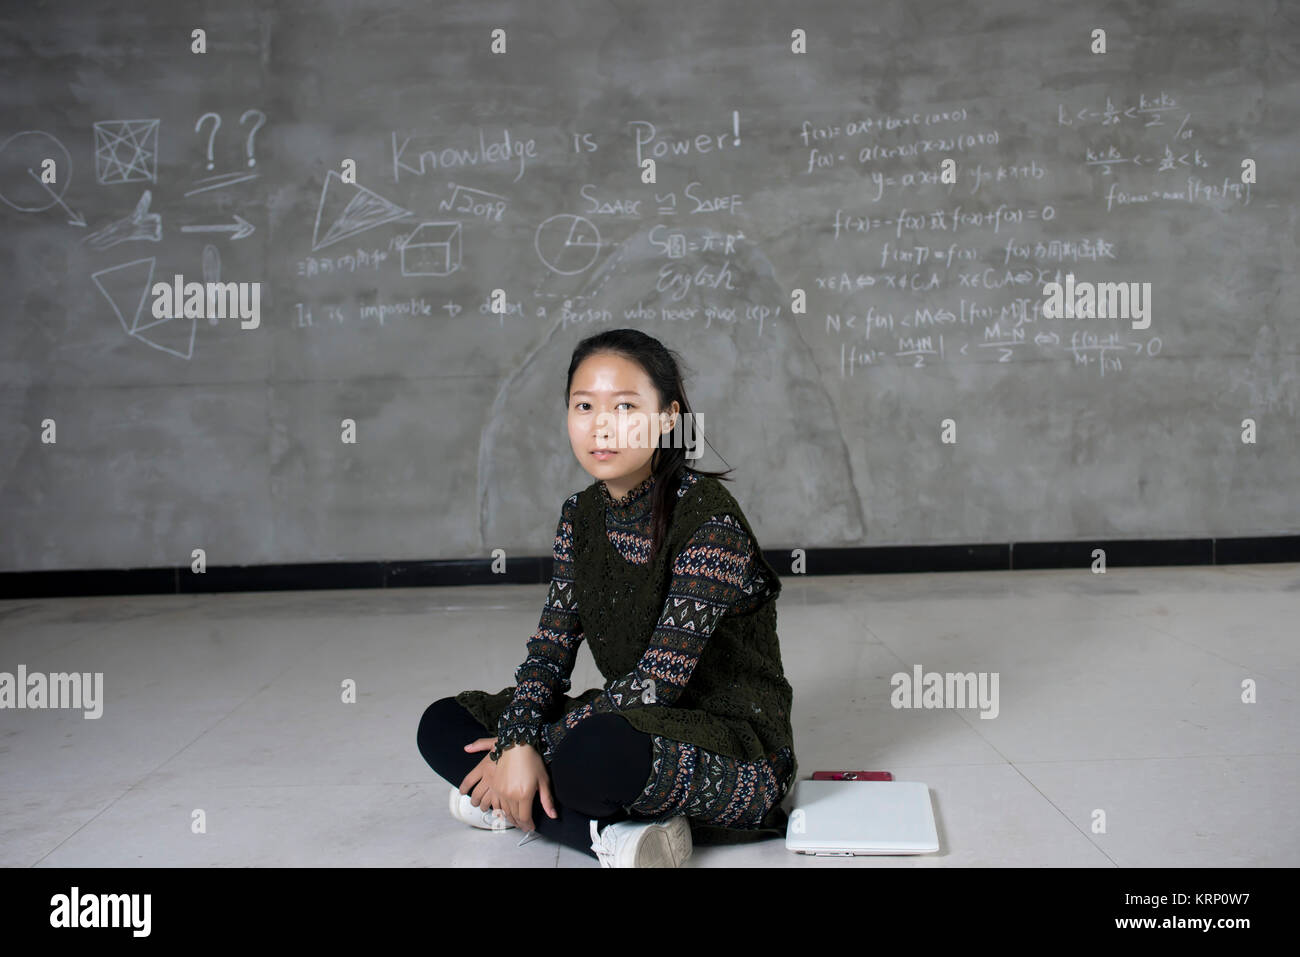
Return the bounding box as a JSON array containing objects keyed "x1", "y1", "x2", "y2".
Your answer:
[{"x1": 565, "y1": 329, "x2": 732, "y2": 564}]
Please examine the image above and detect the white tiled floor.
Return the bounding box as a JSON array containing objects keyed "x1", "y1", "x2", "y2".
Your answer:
[{"x1": 1, "y1": 562, "x2": 1296, "y2": 867}]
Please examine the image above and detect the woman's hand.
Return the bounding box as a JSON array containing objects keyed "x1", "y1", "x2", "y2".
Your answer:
[
  {"x1": 490, "y1": 742, "x2": 559, "y2": 833},
  {"x1": 459, "y1": 737, "x2": 509, "y2": 822}
]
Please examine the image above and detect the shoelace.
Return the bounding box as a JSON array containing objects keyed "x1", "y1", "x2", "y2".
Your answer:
[{"x1": 589, "y1": 819, "x2": 615, "y2": 866}]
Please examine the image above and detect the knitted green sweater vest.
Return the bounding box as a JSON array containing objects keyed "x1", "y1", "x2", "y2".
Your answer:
[{"x1": 570, "y1": 472, "x2": 796, "y2": 773}]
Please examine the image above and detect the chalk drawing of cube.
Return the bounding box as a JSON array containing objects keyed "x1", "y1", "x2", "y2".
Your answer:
[{"x1": 400, "y1": 222, "x2": 460, "y2": 276}]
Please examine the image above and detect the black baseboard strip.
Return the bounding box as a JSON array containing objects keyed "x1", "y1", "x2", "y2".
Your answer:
[{"x1": 1, "y1": 536, "x2": 1296, "y2": 600}]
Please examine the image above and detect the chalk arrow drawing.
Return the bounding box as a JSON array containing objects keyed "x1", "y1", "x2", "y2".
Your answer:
[
  {"x1": 26, "y1": 167, "x2": 85, "y2": 226},
  {"x1": 181, "y1": 214, "x2": 255, "y2": 240}
]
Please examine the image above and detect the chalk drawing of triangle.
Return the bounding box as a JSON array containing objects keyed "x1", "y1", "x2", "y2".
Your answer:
[
  {"x1": 91, "y1": 256, "x2": 196, "y2": 359},
  {"x1": 312, "y1": 170, "x2": 412, "y2": 251},
  {"x1": 91, "y1": 256, "x2": 155, "y2": 337}
]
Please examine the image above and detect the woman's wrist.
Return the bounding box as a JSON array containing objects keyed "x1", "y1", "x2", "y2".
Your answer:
[
  {"x1": 490, "y1": 739, "x2": 535, "y2": 762},
  {"x1": 492, "y1": 719, "x2": 543, "y2": 762}
]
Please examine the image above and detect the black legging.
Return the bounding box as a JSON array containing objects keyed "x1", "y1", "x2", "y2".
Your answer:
[{"x1": 417, "y1": 696, "x2": 655, "y2": 861}]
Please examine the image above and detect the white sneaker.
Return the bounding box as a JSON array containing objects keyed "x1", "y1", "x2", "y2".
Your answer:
[
  {"x1": 448, "y1": 785, "x2": 515, "y2": 830},
  {"x1": 589, "y1": 814, "x2": 693, "y2": 867}
]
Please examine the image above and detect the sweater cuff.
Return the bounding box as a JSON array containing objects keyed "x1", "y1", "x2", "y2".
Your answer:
[{"x1": 491, "y1": 708, "x2": 544, "y2": 762}]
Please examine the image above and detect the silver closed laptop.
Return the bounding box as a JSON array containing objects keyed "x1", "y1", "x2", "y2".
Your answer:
[{"x1": 785, "y1": 779, "x2": 940, "y2": 856}]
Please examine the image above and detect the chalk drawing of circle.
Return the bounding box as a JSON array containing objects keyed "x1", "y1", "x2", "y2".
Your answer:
[
  {"x1": 535, "y1": 213, "x2": 602, "y2": 275},
  {"x1": 0, "y1": 131, "x2": 72, "y2": 212}
]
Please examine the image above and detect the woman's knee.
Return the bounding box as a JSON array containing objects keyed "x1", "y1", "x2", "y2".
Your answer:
[
  {"x1": 418, "y1": 696, "x2": 462, "y2": 738},
  {"x1": 417, "y1": 696, "x2": 485, "y2": 767},
  {"x1": 549, "y1": 714, "x2": 653, "y2": 815}
]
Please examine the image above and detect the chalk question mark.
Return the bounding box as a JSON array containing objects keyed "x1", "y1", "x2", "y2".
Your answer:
[
  {"x1": 240, "y1": 110, "x2": 266, "y2": 167},
  {"x1": 195, "y1": 112, "x2": 221, "y2": 171}
]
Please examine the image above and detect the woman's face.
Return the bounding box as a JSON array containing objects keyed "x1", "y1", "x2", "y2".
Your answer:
[{"x1": 567, "y1": 353, "x2": 679, "y2": 490}]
